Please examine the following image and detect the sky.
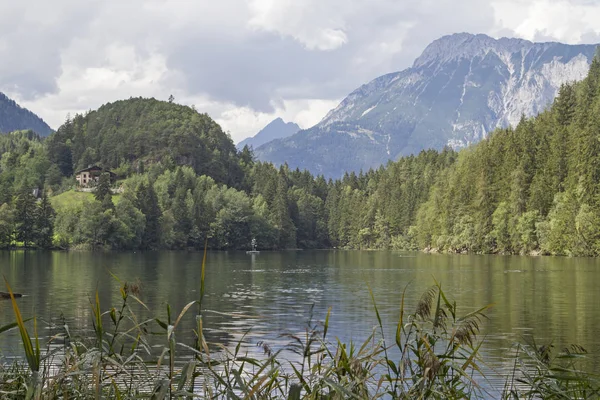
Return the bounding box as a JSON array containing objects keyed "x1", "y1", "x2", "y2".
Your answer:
[{"x1": 2, "y1": 0, "x2": 600, "y2": 143}]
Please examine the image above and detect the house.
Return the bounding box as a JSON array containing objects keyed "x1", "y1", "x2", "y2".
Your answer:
[{"x1": 75, "y1": 165, "x2": 117, "y2": 187}]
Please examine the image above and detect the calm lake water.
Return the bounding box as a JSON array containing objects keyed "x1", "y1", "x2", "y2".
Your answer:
[{"x1": 1, "y1": 250, "x2": 600, "y2": 395}]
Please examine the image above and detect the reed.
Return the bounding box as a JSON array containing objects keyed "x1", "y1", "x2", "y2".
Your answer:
[{"x1": 1, "y1": 262, "x2": 599, "y2": 399}]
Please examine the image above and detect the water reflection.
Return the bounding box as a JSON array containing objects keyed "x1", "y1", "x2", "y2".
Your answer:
[{"x1": 1, "y1": 250, "x2": 600, "y2": 387}]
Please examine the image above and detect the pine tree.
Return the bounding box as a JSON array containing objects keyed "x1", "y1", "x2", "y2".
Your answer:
[
  {"x1": 14, "y1": 188, "x2": 37, "y2": 247},
  {"x1": 271, "y1": 174, "x2": 296, "y2": 249},
  {"x1": 136, "y1": 182, "x2": 162, "y2": 250},
  {"x1": 554, "y1": 84, "x2": 576, "y2": 126},
  {"x1": 35, "y1": 193, "x2": 55, "y2": 249},
  {"x1": 171, "y1": 187, "x2": 192, "y2": 248},
  {"x1": 0, "y1": 203, "x2": 15, "y2": 248},
  {"x1": 101, "y1": 193, "x2": 114, "y2": 211},
  {"x1": 95, "y1": 172, "x2": 112, "y2": 203}
]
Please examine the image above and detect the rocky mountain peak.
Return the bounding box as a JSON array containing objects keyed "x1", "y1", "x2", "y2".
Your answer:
[
  {"x1": 237, "y1": 118, "x2": 300, "y2": 150},
  {"x1": 255, "y1": 34, "x2": 599, "y2": 178},
  {"x1": 413, "y1": 33, "x2": 533, "y2": 68}
]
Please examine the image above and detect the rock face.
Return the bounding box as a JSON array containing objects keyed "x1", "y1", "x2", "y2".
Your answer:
[
  {"x1": 255, "y1": 33, "x2": 598, "y2": 178},
  {"x1": 237, "y1": 118, "x2": 300, "y2": 150},
  {"x1": 0, "y1": 92, "x2": 53, "y2": 136}
]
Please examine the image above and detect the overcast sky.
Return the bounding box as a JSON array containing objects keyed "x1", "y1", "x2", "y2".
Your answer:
[{"x1": 2, "y1": 0, "x2": 600, "y2": 143}]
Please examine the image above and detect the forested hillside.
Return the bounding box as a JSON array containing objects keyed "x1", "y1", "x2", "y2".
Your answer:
[
  {"x1": 0, "y1": 93, "x2": 53, "y2": 136},
  {"x1": 256, "y1": 34, "x2": 597, "y2": 178},
  {"x1": 412, "y1": 53, "x2": 600, "y2": 256},
  {"x1": 0, "y1": 99, "x2": 331, "y2": 250},
  {"x1": 323, "y1": 52, "x2": 600, "y2": 256},
  {"x1": 45, "y1": 98, "x2": 244, "y2": 188},
  {"x1": 1, "y1": 54, "x2": 600, "y2": 255}
]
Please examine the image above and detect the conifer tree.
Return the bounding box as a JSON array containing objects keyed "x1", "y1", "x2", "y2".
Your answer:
[
  {"x1": 14, "y1": 188, "x2": 37, "y2": 247},
  {"x1": 271, "y1": 174, "x2": 296, "y2": 249},
  {"x1": 171, "y1": 187, "x2": 192, "y2": 248},
  {"x1": 35, "y1": 193, "x2": 55, "y2": 249},
  {"x1": 136, "y1": 182, "x2": 162, "y2": 250},
  {"x1": 95, "y1": 172, "x2": 112, "y2": 203},
  {"x1": 0, "y1": 203, "x2": 15, "y2": 248}
]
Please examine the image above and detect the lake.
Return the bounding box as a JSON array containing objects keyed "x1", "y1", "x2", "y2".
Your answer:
[{"x1": 1, "y1": 250, "x2": 600, "y2": 396}]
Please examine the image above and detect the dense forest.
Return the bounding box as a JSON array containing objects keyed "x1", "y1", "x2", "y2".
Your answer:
[
  {"x1": 1, "y1": 54, "x2": 600, "y2": 255},
  {"x1": 0, "y1": 92, "x2": 53, "y2": 136}
]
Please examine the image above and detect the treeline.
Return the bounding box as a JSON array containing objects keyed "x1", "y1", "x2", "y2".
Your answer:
[
  {"x1": 52, "y1": 164, "x2": 331, "y2": 250},
  {"x1": 412, "y1": 54, "x2": 600, "y2": 256},
  {"x1": 325, "y1": 149, "x2": 456, "y2": 249},
  {"x1": 3, "y1": 55, "x2": 600, "y2": 254},
  {"x1": 0, "y1": 124, "x2": 456, "y2": 251},
  {"x1": 324, "y1": 52, "x2": 600, "y2": 256},
  {"x1": 0, "y1": 189, "x2": 54, "y2": 248},
  {"x1": 0, "y1": 99, "x2": 334, "y2": 250}
]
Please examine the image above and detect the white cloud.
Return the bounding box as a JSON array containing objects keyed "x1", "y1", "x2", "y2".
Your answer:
[
  {"x1": 214, "y1": 98, "x2": 340, "y2": 143},
  {"x1": 2, "y1": 0, "x2": 599, "y2": 141},
  {"x1": 491, "y1": 0, "x2": 600, "y2": 43},
  {"x1": 248, "y1": 0, "x2": 348, "y2": 50}
]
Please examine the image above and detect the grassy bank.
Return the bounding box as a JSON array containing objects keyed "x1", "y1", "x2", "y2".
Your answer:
[
  {"x1": 1, "y1": 254, "x2": 598, "y2": 399},
  {"x1": 50, "y1": 189, "x2": 122, "y2": 212}
]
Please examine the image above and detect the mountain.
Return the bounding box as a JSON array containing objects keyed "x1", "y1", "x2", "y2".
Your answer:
[
  {"x1": 0, "y1": 92, "x2": 53, "y2": 136},
  {"x1": 46, "y1": 97, "x2": 244, "y2": 187},
  {"x1": 237, "y1": 118, "x2": 300, "y2": 150},
  {"x1": 255, "y1": 33, "x2": 598, "y2": 177}
]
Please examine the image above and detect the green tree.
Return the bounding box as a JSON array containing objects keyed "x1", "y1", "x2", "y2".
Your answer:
[
  {"x1": 542, "y1": 191, "x2": 578, "y2": 255},
  {"x1": 271, "y1": 174, "x2": 296, "y2": 249},
  {"x1": 14, "y1": 188, "x2": 37, "y2": 247},
  {"x1": 75, "y1": 201, "x2": 113, "y2": 248},
  {"x1": 171, "y1": 187, "x2": 192, "y2": 249},
  {"x1": 0, "y1": 203, "x2": 15, "y2": 248},
  {"x1": 159, "y1": 210, "x2": 176, "y2": 249},
  {"x1": 95, "y1": 172, "x2": 112, "y2": 204},
  {"x1": 490, "y1": 202, "x2": 511, "y2": 253},
  {"x1": 207, "y1": 187, "x2": 253, "y2": 249},
  {"x1": 515, "y1": 211, "x2": 541, "y2": 254},
  {"x1": 112, "y1": 198, "x2": 146, "y2": 249},
  {"x1": 250, "y1": 194, "x2": 278, "y2": 249},
  {"x1": 136, "y1": 182, "x2": 162, "y2": 250},
  {"x1": 54, "y1": 207, "x2": 80, "y2": 249},
  {"x1": 575, "y1": 204, "x2": 600, "y2": 256},
  {"x1": 35, "y1": 193, "x2": 55, "y2": 249}
]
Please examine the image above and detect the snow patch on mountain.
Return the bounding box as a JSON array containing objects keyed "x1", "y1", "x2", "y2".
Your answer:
[
  {"x1": 361, "y1": 105, "x2": 377, "y2": 117},
  {"x1": 491, "y1": 52, "x2": 590, "y2": 130},
  {"x1": 255, "y1": 33, "x2": 599, "y2": 178}
]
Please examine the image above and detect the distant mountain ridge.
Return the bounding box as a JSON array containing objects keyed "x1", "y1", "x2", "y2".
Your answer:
[
  {"x1": 48, "y1": 98, "x2": 243, "y2": 187},
  {"x1": 237, "y1": 118, "x2": 300, "y2": 150},
  {"x1": 0, "y1": 92, "x2": 52, "y2": 136},
  {"x1": 255, "y1": 33, "x2": 598, "y2": 177}
]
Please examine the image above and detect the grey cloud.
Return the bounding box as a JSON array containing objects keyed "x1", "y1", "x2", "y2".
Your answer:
[
  {"x1": 0, "y1": 1, "x2": 101, "y2": 99},
  {"x1": 580, "y1": 30, "x2": 600, "y2": 44},
  {"x1": 0, "y1": 0, "x2": 570, "y2": 121},
  {"x1": 165, "y1": 32, "x2": 353, "y2": 112},
  {"x1": 159, "y1": 0, "x2": 499, "y2": 112},
  {"x1": 532, "y1": 30, "x2": 565, "y2": 43}
]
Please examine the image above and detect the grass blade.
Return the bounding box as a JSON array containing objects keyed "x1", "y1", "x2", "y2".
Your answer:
[
  {"x1": 3, "y1": 276, "x2": 39, "y2": 373},
  {"x1": 199, "y1": 239, "x2": 207, "y2": 311},
  {"x1": 324, "y1": 306, "x2": 331, "y2": 340}
]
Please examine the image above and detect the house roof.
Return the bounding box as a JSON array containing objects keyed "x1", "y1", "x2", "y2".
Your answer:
[{"x1": 74, "y1": 165, "x2": 116, "y2": 176}]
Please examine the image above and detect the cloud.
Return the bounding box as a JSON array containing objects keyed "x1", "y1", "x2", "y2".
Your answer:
[
  {"x1": 214, "y1": 98, "x2": 341, "y2": 143},
  {"x1": 491, "y1": 0, "x2": 600, "y2": 43},
  {"x1": 3, "y1": 0, "x2": 600, "y2": 142},
  {"x1": 0, "y1": 0, "x2": 100, "y2": 99},
  {"x1": 248, "y1": 0, "x2": 348, "y2": 50}
]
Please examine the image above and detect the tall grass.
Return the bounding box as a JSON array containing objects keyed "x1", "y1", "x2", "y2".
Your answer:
[{"x1": 1, "y1": 254, "x2": 599, "y2": 399}]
